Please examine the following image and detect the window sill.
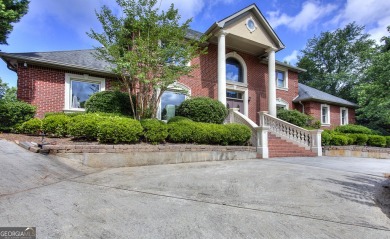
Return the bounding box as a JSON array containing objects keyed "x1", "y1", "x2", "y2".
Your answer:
[
  {"x1": 63, "y1": 108, "x2": 86, "y2": 113},
  {"x1": 276, "y1": 87, "x2": 288, "y2": 91},
  {"x1": 321, "y1": 123, "x2": 331, "y2": 127},
  {"x1": 226, "y1": 80, "x2": 248, "y2": 88}
]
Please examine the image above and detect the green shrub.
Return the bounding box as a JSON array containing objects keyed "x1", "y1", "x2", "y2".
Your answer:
[
  {"x1": 0, "y1": 101, "x2": 36, "y2": 132},
  {"x1": 176, "y1": 97, "x2": 228, "y2": 124},
  {"x1": 97, "y1": 117, "x2": 143, "y2": 144},
  {"x1": 367, "y1": 135, "x2": 386, "y2": 147},
  {"x1": 310, "y1": 120, "x2": 321, "y2": 129},
  {"x1": 140, "y1": 119, "x2": 168, "y2": 144},
  {"x1": 167, "y1": 121, "x2": 196, "y2": 143},
  {"x1": 330, "y1": 135, "x2": 349, "y2": 146},
  {"x1": 85, "y1": 91, "x2": 134, "y2": 116},
  {"x1": 167, "y1": 116, "x2": 193, "y2": 124},
  {"x1": 348, "y1": 134, "x2": 369, "y2": 145},
  {"x1": 19, "y1": 118, "x2": 42, "y2": 135},
  {"x1": 44, "y1": 112, "x2": 85, "y2": 118},
  {"x1": 201, "y1": 123, "x2": 230, "y2": 145},
  {"x1": 277, "y1": 108, "x2": 312, "y2": 128},
  {"x1": 67, "y1": 114, "x2": 104, "y2": 141},
  {"x1": 385, "y1": 136, "x2": 390, "y2": 148},
  {"x1": 321, "y1": 130, "x2": 332, "y2": 146},
  {"x1": 335, "y1": 124, "x2": 375, "y2": 135},
  {"x1": 42, "y1": 114, "x2": 70, "y2": 137},
  {"x1": 225, "y1": 123, "x2": 251, "y2": 145}
]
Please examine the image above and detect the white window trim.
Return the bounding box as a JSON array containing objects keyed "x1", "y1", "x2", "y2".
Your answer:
[
  {"x1": 225, "y1": 52, "x2": 248, "y2": 86},
  {"x1": 321, "y1": 104, "x2": 330, "y2": 126},
  {"x1": 64, "y1": 73, "x2": 105, "y2": 112},
  {"x1": 157, "y1": 82, "x2": 191, "y2": 120},
  {"x1": 276, "y1": 98, "x2": 289, "y2": 109},
  {"x1": 340, "y1": 107, "x2": 349, "y2": 125},
  {"x1": 276, "y1": 68, "x2": 288, "y2": 90}
]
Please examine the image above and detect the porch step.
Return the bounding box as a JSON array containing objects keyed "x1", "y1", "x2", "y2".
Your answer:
[{"x1": 268, "y1": 133, "x2": 317, "y2": 158}]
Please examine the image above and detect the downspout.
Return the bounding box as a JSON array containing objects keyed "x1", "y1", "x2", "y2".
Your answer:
[{"x1": 299, "y1": 101, "x2": 305, "y2": 114}]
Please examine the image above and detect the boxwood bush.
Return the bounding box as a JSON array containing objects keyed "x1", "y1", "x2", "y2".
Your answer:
[
  {"x1": 276, "y1": 108, "x2": 320, "y2": 129},
  {"x1": 67, "y1": 114, "x2": 104, "y2": 141},
  {"x1": 347, "y1": 134, "x2": 369, "y2": 146},
  {"x1": 42, "y1": 114, "x2": 71, "y2": 137},
  {"x1": 386, "y1": 136, "x2": 390, "y2": 147},
  {"x1": 321, "y1": 130, "x2": 332, "y2": 146},
  {"x1": 335, "y1": 124, "x2": 375, "y2": 135},
  {"x1": 367, "y1": 135, "x2": 386, "y2": 147},
  {"x1": 0, "y1": 101, "x2": 36, "y2": 132},
  {"x1": 140, "y1": 119, "x2": 168, "y2": 144},
  {"x1": 85, "y1": 91, "x2": 134, "y2": 116},
  {"x1": 225, "y1": 123, "x2": 251, "y2": 145},
  {"x1": 97, "y1": 117, "x2": 143, "y2": 144},
  {"x1": 19, "y1": 118, "x2": 42, "y2": 135},
  {"x1": 330, "y1": 134, "x2": 349, "y2": 146},
  {"x1": 176, "y1": 97, "x2": 228, "y2": 124},
  {"x1": 167, "y1": 116, "x2": 193, "y2": 124}
]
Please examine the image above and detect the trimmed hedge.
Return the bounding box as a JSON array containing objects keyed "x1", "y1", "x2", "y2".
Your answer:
[
  {"x1": 367, "y1": 135, "x2": 386, "y2": 147},
  {"x1": 67, "y1": 114, "x2": 103, "y2": 140},
  {"x1": 335, "y1": 124, "x2": 375, "y2": 135},
  {"x1": 347, "y1": 134, "x2": 369, "y2": 146},
  {"x1": 140, "y1": 119, "x2": 168, "y2": 144},
  {"x1": 167, "y1": 121, "x2": 251, "y2": 145},
  {"x1": 0, "y1": 101, "x2": 36, "y2": 132},
  {"x1": 97, "y1": 117, "x2": 143, "y2": 144},
  {"x1": 42, "y1": 114, "x2": 71, "y2": 137},
  {"x1": 176, "y1": 97, "x2": 228, "y2": 124},
  {"x1": 167, "y1": 116, "x2": 193, "y2": 124},
  {"x1": 85, "y1": 91, "x2": 134, "y2": 116},
  {"x1": 386, "y1": 136, "x2": 390, "y2": 148},
  {"x1": 19, "y1": 118, "x2": 42, "y2": 135},
  {"x1": 330, "y1": 135, "x2": 349, "y2": 146},
  {"x1": 276, "y1": 108, "x2": 320, "y2": 129}
]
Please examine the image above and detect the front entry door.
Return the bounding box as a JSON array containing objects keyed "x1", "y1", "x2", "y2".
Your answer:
[{"x1": 226, "y1": 98, "x2": 244, "y2": 113}]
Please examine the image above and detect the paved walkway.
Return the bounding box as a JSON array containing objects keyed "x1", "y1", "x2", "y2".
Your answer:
[{"x1": 0, "y1": 139, "x2": 389, "y2": 238}]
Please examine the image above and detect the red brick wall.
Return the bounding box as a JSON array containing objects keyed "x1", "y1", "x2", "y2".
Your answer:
[
  {"x1": 276, "y1": 70, "x2": 299, "y2": 110},
  {"x1": 16, "y1": 64, "x2": 116, "y2": 118},
  {"x1": 295, "y1": 101, "x2": 356, "y2": 128}
]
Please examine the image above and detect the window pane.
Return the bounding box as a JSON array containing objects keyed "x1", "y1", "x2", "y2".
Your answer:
[
  {"x1": 322, "y1": 107, "x2": 328, "y2": 123},
  {"x1": 226, "y1": 91, "x2": 243, "y2": 99},
  {"x1": 161, "y1": 91, "x2": 185, "y2": 120},
  {"x1": 226, "y1": 58, "x2": 243, "y2": 82},
  {"x1": 276, "y1": 71, "x2": 285, "y2": 88},
  {"x1": 71, "y1": 80, "x2": 100, "y2": 108}
]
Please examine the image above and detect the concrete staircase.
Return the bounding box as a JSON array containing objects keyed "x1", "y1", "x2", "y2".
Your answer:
[{"x1": 268, "y1": 132, "x2": 317, "y2": 158}]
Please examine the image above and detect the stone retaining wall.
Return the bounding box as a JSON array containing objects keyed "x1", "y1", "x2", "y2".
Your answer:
[
  {"x1": 323, "y1": 146, "x2": 390, "y2": 159},
  {"x1": 42, "y1": 144, "x2": 258, "y2": 168}
]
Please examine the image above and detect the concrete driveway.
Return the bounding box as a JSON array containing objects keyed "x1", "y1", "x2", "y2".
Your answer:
[{"x1": 0, "y1": 139, "x2": 390, "y2": 239}]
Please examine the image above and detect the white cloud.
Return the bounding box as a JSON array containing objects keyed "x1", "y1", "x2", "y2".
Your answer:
[
  {"x1": 267, "y1": 1, "x2": 337, "y2": 31},
  {"x1": 283, "y1": 50, "x2": 299, "y2": 65},
  {"x1": 333, "y1": 0, "x2": 390, "y2": 43}
]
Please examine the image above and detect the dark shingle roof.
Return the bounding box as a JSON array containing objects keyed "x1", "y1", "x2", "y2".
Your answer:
[
  {"x1": 0, "y1": 49, "x2": 114, "y2": 73},
  {"x1": 294, "y1": 83, "x2": 358, "y2": 108}
]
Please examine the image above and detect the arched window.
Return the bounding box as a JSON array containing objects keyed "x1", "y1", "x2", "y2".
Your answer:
[
  {"x1": 226, "y1": 57, "x2": 243, "y2": 83},
  {"x1": 159, "y1": 82, "x2": 190, "y2": 121}
]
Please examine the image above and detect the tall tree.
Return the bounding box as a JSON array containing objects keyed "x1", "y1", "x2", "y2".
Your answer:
[
  {"x1": 0, "y1": 77, "x2": 7, "y2": 98},
  {"x1": 88, "y1": 0, "x2": 207, "y2": 119},
  {"x1": 380, "y1": 26, "x2": 390, "y2": 52},
  {"x1": 354, "y1": 49, "x2": 390, "y2": 134},
  {"x1": 0, "y1": 0, "x2": 29, "y2": 45},
  {"x1": 297, "y1": 22, "x2": 376, "y2": 102}
]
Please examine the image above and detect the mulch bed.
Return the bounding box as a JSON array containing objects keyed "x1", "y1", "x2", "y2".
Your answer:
[{"x1": 0, "y1": 133, "x2": 98, "y2": 145}]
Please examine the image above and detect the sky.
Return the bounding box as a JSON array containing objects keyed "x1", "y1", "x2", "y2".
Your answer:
[{"x1": 1, "y1": 0, "x2": 389, "y2": 87}]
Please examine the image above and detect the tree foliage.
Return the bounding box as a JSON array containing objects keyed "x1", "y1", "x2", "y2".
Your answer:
[
  {"x1": 88, "y1": 0, "x2": 207, "y2": 119},
  {"x1": 297, "y1": 22, "x2": 376, "y2": 102},
  {"x1": 0, "y1": 78, "x2": 16, "y2": 101},
  {"x1": 0, "y1": 0, "x2": 29, "y2": 45},
  {"x1": 355, "y1": 51, "x2": 390, "y2": 134}
]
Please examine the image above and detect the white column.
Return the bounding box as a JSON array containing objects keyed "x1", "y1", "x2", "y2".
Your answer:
[
  {"x1": 217, "y1": 30, "x2": 227, "y2": 105},
  {"x1": 267, "y1": 48, "x2": 276, "y2": 117}
]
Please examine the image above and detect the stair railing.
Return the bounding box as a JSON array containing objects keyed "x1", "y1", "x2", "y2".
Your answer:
[{"x1": 258, "y1": 111, "x2": 323, "y2": 156}]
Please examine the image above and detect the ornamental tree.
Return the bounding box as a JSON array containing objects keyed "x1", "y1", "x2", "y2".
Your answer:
[
  {"x1": 88, "y1": 0, "x2": 207, "y2": 119},
  {"x1": 0, "y1": 0, "x2": 29, "y2": 45}
]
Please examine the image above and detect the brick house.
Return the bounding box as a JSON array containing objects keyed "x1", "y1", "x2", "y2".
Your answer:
[{"x1": 0, "y1": 4, "x2": 357, "y2": 129}]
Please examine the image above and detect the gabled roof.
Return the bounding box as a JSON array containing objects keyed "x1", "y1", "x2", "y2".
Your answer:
[
  {"x1": 204, "y1": 3, "x2": 285, "y2": 50},
  {"x1": 294, "y1": 83, "x2": 358, "y2": 108},
  {"x1": 0, "y1": 49, "x2": 114, "y2": 75}
]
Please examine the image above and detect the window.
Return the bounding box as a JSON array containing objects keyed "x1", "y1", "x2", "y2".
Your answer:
[
  {"x1": 276, "y1": 70, "x2": 287, "y2": 88},
  {"x1": 321, "y1": 104, "x2": 330, "y2": 125},
  {"x1": 226, "y1": 58, "x2": 243, "y2": 83},
  {"x1": 226, "y1": 91, "x2": 243, "y2": 100},
  {"x1": 159, "y1": 83, "x2": 190, "y2": 121},
  {"x1": 246, "y1": 17, "x2": 257, "y2": 32},
  {"x1": 340, "y1": 107, "x2": 348, "y2": 125},
  {"x1": 65, "y1": 74, "x2": 105, "y2": 111},
  {"x1": 276, "y1": 98, "x2": 289, "y2": 109}
]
